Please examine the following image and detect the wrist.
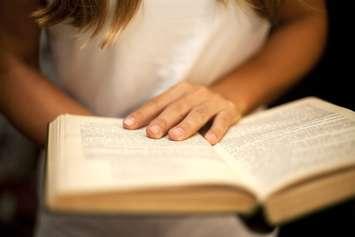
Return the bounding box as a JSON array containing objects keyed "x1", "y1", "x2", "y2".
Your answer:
[{"x1": 209, "y1": 84, "x2": 248, "y2": 116}]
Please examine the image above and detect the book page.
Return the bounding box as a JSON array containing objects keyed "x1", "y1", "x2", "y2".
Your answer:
[
  {"x1": 53, "y1": 115, "x2": 242, "y2": 195},
  {"x1": 215, "y1": 98, "x2": 355, "y2": 200}
]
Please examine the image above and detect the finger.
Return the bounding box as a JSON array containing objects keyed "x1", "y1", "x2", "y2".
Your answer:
[
  {"x1": 168, "y1": 101, "x2": 219, "y2": 141},
  {"x1": 204, "y1": 110, "x2": 241, "y2": 145},
  {"x1": 146, "y1": 93, "x2": 205, "y2": 138},
  {"x1": 123, "y1": 82, "x2": 193, "y2": 129}
]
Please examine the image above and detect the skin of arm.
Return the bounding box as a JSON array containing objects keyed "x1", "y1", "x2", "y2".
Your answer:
[
  {"x1": 0, "y1": 0, "x2": 91, "y2": 146},
  {"x1": 210, "y1": 0, "x2": 328, "y2": 113},
  {"x1": 124, "y1": 0, "x2": 328, "y2": 144},
  {"x1": 0, "y1": 0, "x2": 327, "y2": 146}
]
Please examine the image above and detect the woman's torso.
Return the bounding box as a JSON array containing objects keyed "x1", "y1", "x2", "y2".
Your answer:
[
  {"x1": 41, "y1": 0, "x2": 271, "y2": 117},
  {"x1": 36, "y1": 2, "x2": 274, "y2": 236}
]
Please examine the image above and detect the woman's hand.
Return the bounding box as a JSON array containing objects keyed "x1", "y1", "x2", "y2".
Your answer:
[{"x1": 123, "y1": 81, "x2": 243, "y2": 144}]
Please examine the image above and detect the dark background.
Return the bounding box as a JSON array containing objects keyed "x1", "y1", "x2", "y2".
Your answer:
[
  {"x1": 273, "y1": 1, "x2": 355, "y2": 111},
  {"x1": 1, "y1": 0, "x2": 354, "y2": 236},
  {"x1": 274, "y1": 1, "x2": 355, "y2": 236}
]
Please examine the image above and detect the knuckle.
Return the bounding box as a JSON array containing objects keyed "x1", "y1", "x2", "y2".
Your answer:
[
  {"x1": 179, "y1": 81, "x2": 194, "y2": 91},
  {"x1": 195, "y1": 86, "x2": 209, "y2": 96},
  {"x1": 229, "y1": 114, "x2": 240, "y2": 125},
  {"x1": 220, "y1": 109, "x2": 238, "y2": 124},
  {"x1": 190, "y1": 109, "x2": 209, "y2": 124},
  {"x1": 194, "y1": 104, "x2": 209, "y2": 116},
  {"x1": 213, "y1": 93, "x2": 224, "y2": 101},
  {"x1": 149, "y1": 96, "x2": 160, "y2": 104},
  {"x1": 219, "y1": 115, "x2": 231, "y2": 125},
  {"x1": 224, "y1": 100, "x2": 236, "y2": 110},
  {"x1": 224, "y1": 103, "x2": 240, "y2": 117},
  {"x1": 169, "y1": 101, "x2": 187, "y2": 113},
  {"x1": 211, "y1": 126, "x2": 224, "y2": 137},
  {"x1": 152, "y1": 117, "x2": 168, "y2": 129},
  {"x1": 180, "y1": 119, "x2": 194, "y2": 132},
  {"x1": 131, "y1": 110, "x2": 144, "y2": 120},
  {"x1": 212, "y1": 95, "x2": 226, "y2": 107},
  {"x1": 146, "y1": 98, "x2": 161, "y2": 110}
]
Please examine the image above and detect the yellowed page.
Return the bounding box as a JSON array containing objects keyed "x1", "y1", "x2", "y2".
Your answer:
[
  {"x1": 215, "y1": 97, "x2": 355, "y2": 200},
  {"x1": 50, "y1": 115, "x2": 243, "y2": 198}
]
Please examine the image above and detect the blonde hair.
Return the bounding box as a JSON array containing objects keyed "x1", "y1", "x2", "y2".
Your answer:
[{"x1": 33, "y1": 0, "x2": 282, "y2": 47}]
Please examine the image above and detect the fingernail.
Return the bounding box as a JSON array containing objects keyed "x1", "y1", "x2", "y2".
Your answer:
[
  {"x1": 205, "y1": 132, "x2": 218, "y2": 144},
  {"x1": 170, "y1": 127, "x2": 185, "y2": 139},
  {"x1": 148, "y1": 125, "x2": 161, "y2": 136},
  {"x1": 124, "y1": 116, "x2": 135, "y2": 127}
]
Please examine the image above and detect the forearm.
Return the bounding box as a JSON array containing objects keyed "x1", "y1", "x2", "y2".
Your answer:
[
  {"x1": 0, "y1": 54, "x2": 92, "y2": 145},
  {"x1": 211, "y1": 5, "x2": 327, "y2": 114}
]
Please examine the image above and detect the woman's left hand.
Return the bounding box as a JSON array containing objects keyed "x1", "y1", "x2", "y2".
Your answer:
[{"x1": 123, "y1": 81, "x2": 243, "y2": 145}]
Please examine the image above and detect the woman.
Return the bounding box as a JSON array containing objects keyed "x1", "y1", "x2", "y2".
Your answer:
[{"x1": 0, "y1": 0, "x2": 327, "y2": 236}]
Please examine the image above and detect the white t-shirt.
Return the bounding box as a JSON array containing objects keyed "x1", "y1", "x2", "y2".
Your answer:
[
  {"x1": 41, "y1": 0, "x2": 270, "y2": 117},
  {"x1": 36, "y1": 2, "x2": 277, "y2": 236}
]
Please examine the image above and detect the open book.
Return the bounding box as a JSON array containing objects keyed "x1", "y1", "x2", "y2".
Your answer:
[{"x1": 45, "y1": 97, "x2": 355, "y2": 225}]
